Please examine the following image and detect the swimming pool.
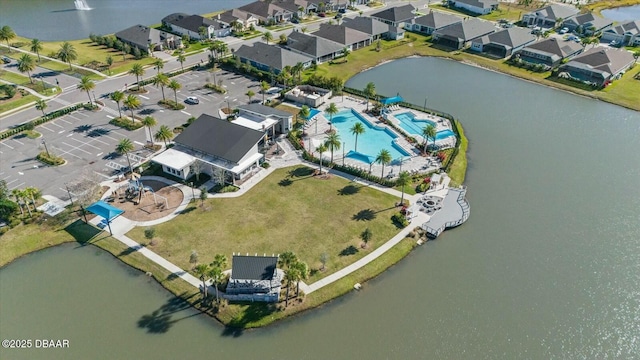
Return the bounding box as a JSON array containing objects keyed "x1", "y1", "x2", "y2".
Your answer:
[
  {"x1": 394, "y1": 112, "x2": 435, "y2": 136},
  {"x1": 305, "y1": 108, "x2": 321, "y2": 120},
  {"x1": 436, "y1": 129, "x2": 455, "y2": 140},
  {"x1": 329, "y1": 109, "x2": 409, "y2": 163}
]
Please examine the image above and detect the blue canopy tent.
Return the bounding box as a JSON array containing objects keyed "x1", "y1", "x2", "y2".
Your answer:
[
  {"x1": 380, "y1": 96, "x2": 403, "y2": 105},
  {"x1": 85, "y1": 200, "x2": 124, "y2": 235}
]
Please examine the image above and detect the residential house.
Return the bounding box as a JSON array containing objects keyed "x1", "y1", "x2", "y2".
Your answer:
[
  {"x1": 370, "y1": 4, "x2": 416, "y2": 28},
  {"x1": 312, "y1": 23, "x2": 371, "y2": 50},
  {"x1": 285, "y1": 31, "x2": 345, "y2": 63},
  {"x1": 216, "y1": 9, "x2": 259, "y2": 31},
  {"x1": 234, "y1": 42, "x2": 313, "y2": 74},
  {"x1": 162, "y1": 13, "x2": 231, "y2": 40},
  {"x1": 516, "y1": 37, "x2": 583, "y2": 67},
  {"x1": 558, "y1": 47, "x2": 635, "y2": 87},
  {"x1": 521, "y1": 4, "x2": 579, "y2": 28},
  {"x1": 601, "y1": 20, "x2": 640, "y2": 46},
  {"x1": 225, "y1": 255, "x2": 283, "y2": 303},
  {"x1": 236, "y1": 103, "x2": 294, "y2": 134},
  {"x1": 432, "y1": 18, "x2": 496, "y2": 49},
  {"x1": 151, "y1": 114, "x2": 266, "y2": 183},
  {"x1": 285, "y1": 85, "x2": 332, "y2": 107},
  {"x1": 239, "y1": 0, "x2": 294, "y2": 24},
  {"x1": 447, "y1": 0, "x2": 498, "y2": 15},
  {"x1": 342, "y1": 16, "x2": 403, "y2": 40},
  {"x1": 115, "y1": 24, "x2": 180, "y2": 53},
  {"x1": 562, "y1": 13, "x2": 613, "y2": 36},
  {"x1": 406, "y1": 11, "x2": 463, "y2": 35},
  {"x1": 470, "y1": 27, "x2": 537, "y2": 58}
]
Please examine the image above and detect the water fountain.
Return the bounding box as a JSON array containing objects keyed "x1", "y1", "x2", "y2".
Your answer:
[{"x1": 74, "y1": 0, "x2": 91, "y2": 10}]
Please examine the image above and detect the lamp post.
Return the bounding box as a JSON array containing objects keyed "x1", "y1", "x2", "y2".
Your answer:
[
  {"x1": 423, "y1": 97, "x2": 428, "y2": 112},
  {"x1": 42, "y1": 138, "x2": 50, "y2": 157},
  {"x1": 225, "y1": 96, "x2": 230, "y2": 113},
  {"x1": 65, "y1": 183, "x2": 74, "y2": 206},
  {"x1": 189, "y1": 182, "x2": 195, "y2": 200}
]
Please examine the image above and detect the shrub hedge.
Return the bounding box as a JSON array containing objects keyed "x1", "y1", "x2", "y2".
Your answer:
[{"x1": 0, "y1": 103, "x2": 83, "y2": 140}]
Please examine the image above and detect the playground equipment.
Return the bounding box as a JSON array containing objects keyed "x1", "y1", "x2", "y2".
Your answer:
[{"x1": 114, "y1": 175, "x2": 169, "y2": 209}]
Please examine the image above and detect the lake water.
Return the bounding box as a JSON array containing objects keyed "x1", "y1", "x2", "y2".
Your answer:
[
  {"x1": 0, "y1": 0, "x2": 252, "y2": 41},
  {"x1": 601, "y1": 5, "x2": 640, "y2": 22},
  {"x1": 1, "y1": 57, "x2": 640, "y2": 359}
]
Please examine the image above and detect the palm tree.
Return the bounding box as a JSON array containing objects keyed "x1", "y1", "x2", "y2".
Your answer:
[
  {"x1": 279, "y1": 33, "x2": 288, "y2": 44},
  {"x1": 260, "y1": 81, "x2": 269, "y2": 104},
  {"x1": 30, "y1": 38, "x2": 43, "y2": 62},
  {"x1": 212, "y1": 254, "x2": 227, "y2": 270},
  {"x1": 278, "y1": 251, "x2": 298, "y2": 271},
  {"x1": 290, "y1": 260, "x2": 309, "y2": 297},
  {"x1": 177, "y1": 52, "x2": 186, "y2": 70},
  {"x1": 350, "y1": 122, "x2": 365, "y2": 152},
  {"x1": 422, "y1": 124, "x2": 437, "y2": 154},
  {"x1": 154, "y1": 125, "x2": 174, "y2": 146},
  {"x1": 17, "y1": 54, "x2": 35, "y2": 84},
  {"x1": 342, "y1": 46, "x2": 351, "y2": 61},
  {"x1": 123, "y1": 94, "x2": 140, "y2": 122},
  {"x1": 292, "y1": 62, "x2": 304, "y2": 85},
  {"x1": 153, "y1": 73, "x2": 169, "y2": 101},
  {"x1": 194, "y1": 263, "x2": 210, "y2": 299},
  {"x1": 57, "y1": 42, "x2": 77, "y2": 70},
  {"x1": 128, "y1": 63, "x2": 145, "y2": 90},
  {"x1": 153, "y1": 58, "x2": 164, "y2": 74},
  {"x1": 245, "y1": 90, "x2": 255, "y2": 104},
  {"x1": 168, "y1": 80, "x2": 181, "y2": 104},
  {"x1": 317, "y1": 143, "x2": 327, "y2": 173},
  {"x1": 396, "y1": 171, "x2": 411, "y2": 205},
  {"x1": 35, "y1": 99, "x2": 47, "y2": 116},
  {"x1": 325, "y1": 102, "x2": 338, "y2": 131},
  {"x1": 106, "y1": 55, "x2": 114, "y2": 75},
  {"x1": 77, "y1": 76, "x2": 96, "y2": 106},
  {"x1": 364, "y1": 82, "x2": 376, "y2": 111},
  {"x1": 297, "y1": 105, "x2": 310, "y2": 131},
  {"x1": 284, "y1": 266, "x2": 298, "y2": 307},
  {"x1": 375, "y1": 149, "x2": 392, "y2": 178},
  {"x1": 0, "y1": 26, "x2": 16, "y2": 52},
  {"x1": 110, "y1": 90, "x2": 125, "y2": 119},
  {"x1": 207, "y1": 266, "x2": 223, "y2": 304},
  {"x1": 324, "y1": 132, "x2": 341, "y2": 164},
  {"x1": 262, "y1": 31, "x2": 273, "y2": 45},
  {"x1": 141, "y1": 116, "x2": 157, "y2": 143},
  {"x1": 115, "y1": 138, "x2": 135, "y2": 172},
  {"x1": 301, "y1": 27, "x2": 308, "y2": 34},
  {"x1": 11, "y1": 189, "x2": 24, "y2": 216},
  {"x1": 360, "y1": 228, "x2": 372, "y2": 248}
]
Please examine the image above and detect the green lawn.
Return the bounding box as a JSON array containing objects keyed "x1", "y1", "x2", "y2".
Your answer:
[
  {"x1": 0, "y1": 93, "x2": 37, "y2": 114},
  {"x1": 127, "y1": 165, "x2": 403, "y2": 283}
]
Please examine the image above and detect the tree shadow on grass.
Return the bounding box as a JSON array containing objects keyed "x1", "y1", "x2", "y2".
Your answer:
[
  {"x1": 338, "y1": 184, "x2": 360, "y2": 195},
  {"x1": 138, "y1": 292, "x2": 203, "y2": 334},
  {"x1": 352, "y1": 209, "x2": 375, "y2": 221},
  {"x1": 118, "y1": 243, "x2": 145, "y2": 257},
  {"x1": 221, "y1": 302, "x2": 277, "y2": 337},
  {"x1": 278, "y1": 178, "x2": 293, "y2": 187},
  {"x1": 339, "y1": 245, "x2": 359, "y2": 257},
  {"x1": 288, "y1": 166, "x2": 314, "y2": 179},
  {"x1": 179, "y1": 206, "x2": 196, "y2": 215}
]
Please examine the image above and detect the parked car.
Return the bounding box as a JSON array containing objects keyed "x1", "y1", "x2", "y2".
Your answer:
[
  {"x1": 609, "y1": 40, "x2": 619, "y2": 47},
  {"x1": 291, "y1": 18, "x2": 299, "y2": 24},
  {"x1": 318, "y1": 12, "x2": 326, "y2": 17},
  {"x1": 338, "y1": 8, "x2": 346, "y2": 14},
  {"x1": 558, "y1": 27, "x2": 569, "y2": 34},
  {"x1": 2, "y1": 56, "x2": 11, "y2": 64},
  {"x1": 185, "y1": 96, "x2": 199, "y2": 104},
  {"x1": 334, "y1": 13, "x2": 343, "y2": 19}
]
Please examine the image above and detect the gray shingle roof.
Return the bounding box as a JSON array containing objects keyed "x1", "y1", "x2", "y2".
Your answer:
[
  {"x1": 527, "y1": 4, "x2": 579, "y2": 21},
  {"x1": 115, "y1": 25, "x2": 164, "y2": 50},
  {"x1": 217, "y1": 8, "x2": 255, "y2": 25},
  {"x1": 312, "y1": 24, "x2": 370, "y2": 46},
  {"x1": 482, "y1": 27, "x2": 536, "y2": 49},
  {"x1": 412, "y1": 11, "x2": 463, "y2": 29},
  {"x1": 231, "y1": 255, "x2": 278, "y2": 280},
  {"x1": 239, "y1": 0, "x2": 292, "y2": 21},
  {"x1": 287, "y1": 31, "x2": 344, "y2": 58},
  {"x1": 452, "y1": 0, "x2": 498, "y2": 9},
  {"x1": 371, "y1": 4, "x2": 416, "y2": 23},
  {"x1": 173, "y1": 114, "x2": 264, "y2": 163},
  {"x1": 342, "y1": 16, "x2": 389, "y2": 37},
  {"x1": 238, "y1": 103, "x2": 292, "y2": 117},
  {"x1": 235, "y1": 42, "x2": 312, "y2": 71},
  {"x1": 523, "y1": 37, "x2": 583, "y2": 58},
  {"x1": 607, "y1": 20, "x2": 640, "y2": 36},
  {"x1": 170, "y1": 14, "x2": 224, "y2": 32},
  {"x1": 566, "y1": 13, "x2": 613, "y2": 30},
  {"x1": 562, "y1": 47, "x2": 635, "y2": 78},
  {"x1": 434, "y1": 18, "x2": 496, "y2": 41},
  {"x1": 162, "y1": 13, "x2": 189, "y2": 26}
]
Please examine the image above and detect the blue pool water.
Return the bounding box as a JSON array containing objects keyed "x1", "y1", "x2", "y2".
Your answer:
[
  {"x1": 305, "y1": 109, "x2": 321, "y2": 120},
  {"x1": 436, "y1": 129, "x2": 455, "y2": 140},
  {"x1": 329, "y1": 109, "x2": 409, "y2": 163},
  {"x1": 395, "y1": 112, "x2": 436, "y2": 136}
]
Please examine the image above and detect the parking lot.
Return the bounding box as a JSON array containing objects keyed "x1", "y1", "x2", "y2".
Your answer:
[{"x1": 0, "y1": 68, "x2": 263, "y2": 201}]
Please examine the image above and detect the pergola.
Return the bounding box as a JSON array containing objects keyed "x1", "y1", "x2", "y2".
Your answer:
[{"x1": 86, "y1": 200, "x2": 124, "y2": 235}]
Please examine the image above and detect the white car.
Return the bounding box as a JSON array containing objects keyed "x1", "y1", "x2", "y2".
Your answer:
[
  {"x1": 185, "y1": 96, "x2": 199, "y2": 104},
  {"x1": 559, "y1": 27, "x2": 569, "y2": 34}
]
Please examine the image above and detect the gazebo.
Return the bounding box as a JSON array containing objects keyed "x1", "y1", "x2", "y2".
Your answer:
[
  {"x1": 380, "y1": 95, "x2": 403, "y2": 106},
  {"x1": 86, "y1": 200, "x2": 124, "y2": 235}
]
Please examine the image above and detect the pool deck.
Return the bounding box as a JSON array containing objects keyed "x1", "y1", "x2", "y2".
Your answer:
[
  {"x1": 384, "y1": 108, "x2": 456, "y2": 149},
  {"x1": 303, "y1": 97, "x2": 447, "y2": 178},
  {"x1": 418, "y1": 187, "x2": 470, "y2": 238}
]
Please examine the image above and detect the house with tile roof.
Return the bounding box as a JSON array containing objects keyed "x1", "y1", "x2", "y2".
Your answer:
[
  {"x1": 406, "y1": 11, "x2": 463, "y2": 35},
  {"x1": 234, "y1": 42, "x2": 313, "y2": 74},
  {"x1": 521, "y1": 4, "x2": 579, "y2": 28},
  {"x1": 432, "y1": 18, "x2": 496, "y2": 49},
  {"x1": 470, "y1": 27, "x2": 537, "y2": 58},
  {"x1": 516, "y1": 37, "x2": 583, "y2": 67},
  {"x1": 447, "y1": 0, "x2": 498, "y2": 15},
  {"x1": 558, "y1": 47, "x2": 635, "y2": 87}
]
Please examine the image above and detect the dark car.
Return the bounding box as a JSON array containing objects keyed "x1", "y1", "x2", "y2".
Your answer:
[
  {"x1": 318, "y1": 12, "x2": 326, "y2": 17},
  {"x1": 334, "y1": 13, "x2": 343, "y2": 19},
  {"x1": 291, "y1": 18, "x2": 299, "y2": 24},
  {"x1": 338, "y1": 8, "x2": 346, "y2": 14},
  {"x1": 2, "y1": 57, "x2": 11, "y2": 64}
]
